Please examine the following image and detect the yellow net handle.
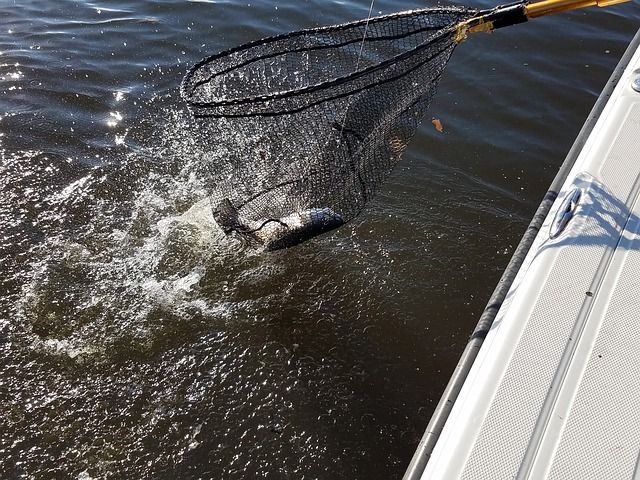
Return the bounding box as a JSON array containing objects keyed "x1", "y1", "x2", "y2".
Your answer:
[{"x1": 526, "y1": 0, "x2": 629, "y2": 18}]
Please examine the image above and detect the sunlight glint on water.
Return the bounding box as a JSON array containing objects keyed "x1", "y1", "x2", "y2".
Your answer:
[{"x1": 0, "y1": 0, "x2": 638, "y2": 478}]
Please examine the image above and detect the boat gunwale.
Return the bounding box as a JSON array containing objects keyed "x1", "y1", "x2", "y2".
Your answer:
[{"x1": 403, "y1": 25, "x2": 640, "y2": 480}]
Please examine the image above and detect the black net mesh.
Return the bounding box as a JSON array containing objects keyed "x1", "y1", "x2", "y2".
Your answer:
[{"x1": 181, "y1": 7, "x2": 475, "y2": 250}]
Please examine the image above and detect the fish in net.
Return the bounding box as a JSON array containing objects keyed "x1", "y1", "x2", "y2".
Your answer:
[
  {"x1": 181, "y1": 0, "x2": 629, "y2": 251},
  {"x1": 181, "y1": 7, "x2": 475, "y2": 250}
]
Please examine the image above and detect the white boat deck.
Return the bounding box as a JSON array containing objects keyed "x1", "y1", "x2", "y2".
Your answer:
[{"x1": 413, "y1": 28, "x2": 640, "y2": 480}]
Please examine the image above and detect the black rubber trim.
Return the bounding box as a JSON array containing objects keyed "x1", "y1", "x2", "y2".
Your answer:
[{"x1": 403, "y1": 25, "x2": 640, "y2": 480}]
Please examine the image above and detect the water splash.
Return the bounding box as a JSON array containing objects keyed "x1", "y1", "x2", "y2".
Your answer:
[{"x1": 13, "y1": 107, "x2": 263, "y2": 362}]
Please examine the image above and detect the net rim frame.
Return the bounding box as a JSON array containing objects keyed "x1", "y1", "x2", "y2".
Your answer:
[
  {"x1": 180, "y1": 6, "x2": 476, "y2": 116},
  {"x1": 188, "y1": 39, "x2": 455, "y2": 118}
]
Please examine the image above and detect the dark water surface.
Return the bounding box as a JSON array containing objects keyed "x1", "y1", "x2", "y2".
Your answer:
[{"x1": 0, "y1": 0, "x2": 637, "y2": 478}]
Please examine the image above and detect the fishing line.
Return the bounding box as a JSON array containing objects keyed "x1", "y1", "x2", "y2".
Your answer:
[{"x1": 336, "y1": 0, "x2": 377, "y2": 145}]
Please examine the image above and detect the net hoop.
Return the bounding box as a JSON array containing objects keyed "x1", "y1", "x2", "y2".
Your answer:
[{"x1": 181, "y1": 7, "x2": 474, "y2": 118}]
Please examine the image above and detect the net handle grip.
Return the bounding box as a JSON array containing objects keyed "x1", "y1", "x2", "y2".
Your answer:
[{"x1": 456, "y1": 0, "x2": 630, "y2": 42}]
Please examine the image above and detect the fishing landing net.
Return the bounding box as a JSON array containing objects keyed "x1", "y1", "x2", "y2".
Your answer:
[{"x1": 182, "y1": 7, "x2": 476, "y2": 251}]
